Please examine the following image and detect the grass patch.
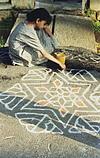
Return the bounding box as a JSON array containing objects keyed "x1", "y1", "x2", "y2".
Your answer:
[
  {"x1": 85, "y1": 9, "x2": 100, "y2": 33},
  {"x1": 0, "y1": 36, "x2": 5, "y2": 47},
  {"x1": 85, "y1": 9, "x2": 95, "y2": 17},
  {"x1": 92, "y1": 21, "x2": 100, "y2": 32}
]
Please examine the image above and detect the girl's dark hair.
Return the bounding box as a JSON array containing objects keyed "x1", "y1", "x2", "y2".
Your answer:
[{"x1": 26, "y1": 8, "x2": 52, "y2": 25}]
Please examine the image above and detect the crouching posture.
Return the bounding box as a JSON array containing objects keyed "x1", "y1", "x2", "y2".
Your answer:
[{"x1": 8, "y1": 8, "x2": 66, "y2": 70}]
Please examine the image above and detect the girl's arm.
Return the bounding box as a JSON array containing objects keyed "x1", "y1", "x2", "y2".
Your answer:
[{"x1": 40, "y1": 49, "x2": 66, "y2": 70}]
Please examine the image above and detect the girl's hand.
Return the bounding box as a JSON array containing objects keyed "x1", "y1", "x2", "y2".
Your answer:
[
  {"x1": 44, "y1": 26, "x2": 53, "y2": 37},
  {"x1": 59, "y1": 62, "x2": 66, "y2": 70}
]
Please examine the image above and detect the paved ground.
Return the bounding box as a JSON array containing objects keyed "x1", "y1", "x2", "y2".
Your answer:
[
  {"x1": 0, "y1": 112, "x2": 100, "y2": 158},
  {"x1": 0, "y1": 64, "x2": 100, "y2": 158}
]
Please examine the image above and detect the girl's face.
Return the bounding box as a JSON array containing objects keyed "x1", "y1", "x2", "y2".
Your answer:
[{"x1": 35, "y1": 19, "x2": 47, "y2": 29}]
